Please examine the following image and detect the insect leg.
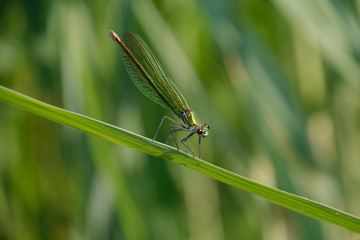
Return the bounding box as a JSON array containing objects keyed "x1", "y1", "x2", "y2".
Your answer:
[
  {"x1": 165, "y1": 126, "x2": 187, "y2": 150},
  {"x1": 181, "y1": 131, "x2": 196, "y2": 156},
  {"x1": 198, "y1": 135, "x2": 202, "y2": 158},
  {"x1": 152, "y1": 116, "x2": 185, "y2": 142}
]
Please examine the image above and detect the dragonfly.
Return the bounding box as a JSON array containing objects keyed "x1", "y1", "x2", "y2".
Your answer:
[{"x1": 109, "y1": 30, "x2": 209, "y2": 157}]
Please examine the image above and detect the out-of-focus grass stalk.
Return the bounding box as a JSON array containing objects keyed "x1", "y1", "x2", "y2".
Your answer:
[{"x1": 1, "y1": 85, "x2": 359, "y2": 233}]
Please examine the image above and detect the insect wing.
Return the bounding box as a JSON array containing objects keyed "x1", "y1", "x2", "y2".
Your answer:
[{"x1": 121, "y1": 32, "x2": 189, "y2": 115}]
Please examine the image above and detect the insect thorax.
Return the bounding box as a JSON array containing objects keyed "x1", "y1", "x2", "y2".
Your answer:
[{"x1": 179, "y1": 108, "x2": 198, "y2": 127}]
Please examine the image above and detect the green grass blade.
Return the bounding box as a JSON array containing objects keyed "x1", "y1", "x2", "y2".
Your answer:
[{"x1": 0, "y1": 85, "x2": 359, "y2": 233}]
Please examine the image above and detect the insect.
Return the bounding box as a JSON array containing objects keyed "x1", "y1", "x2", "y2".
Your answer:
[{"x1": 109, "y1": 30, "x2": 209, "y2": 157}]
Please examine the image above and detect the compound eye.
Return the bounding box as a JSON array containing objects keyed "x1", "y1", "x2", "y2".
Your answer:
[{"x1": 205, "y1": 124, "x2": 210, "y2": 130}]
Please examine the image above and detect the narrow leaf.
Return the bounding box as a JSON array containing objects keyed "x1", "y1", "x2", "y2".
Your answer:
[{"x1": 0, "y1": 85, "x2": 359, "y2": 233}]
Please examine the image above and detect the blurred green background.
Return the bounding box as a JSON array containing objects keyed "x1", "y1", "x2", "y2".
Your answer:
[{"x1": 1, "y1": 0, "x2": 360, "y2": 239}]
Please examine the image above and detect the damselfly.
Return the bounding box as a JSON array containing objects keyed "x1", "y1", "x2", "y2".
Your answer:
[{"x1": 109, "y1": 30, "x2": 209, "y2": 157}]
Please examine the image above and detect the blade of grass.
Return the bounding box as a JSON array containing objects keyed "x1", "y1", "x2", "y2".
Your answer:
[{"x1": 0, "y1": 85, "x2": 359, "y2": 233}]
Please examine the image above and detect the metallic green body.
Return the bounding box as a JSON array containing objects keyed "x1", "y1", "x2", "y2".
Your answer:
[
  {"x1": 112, "y1": 31, "x2": 199, "y2": 127},
  {"x1": 109, "y1": 30, "x2": 209, "y2": 156}
]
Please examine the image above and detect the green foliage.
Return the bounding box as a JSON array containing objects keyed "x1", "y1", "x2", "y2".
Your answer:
[
  {"x1": 1, "y1": 0, "x2": 360, "y2": 239},
  {"x1": 1, "y1": 86, "x2": 360, "y2": 233}
]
